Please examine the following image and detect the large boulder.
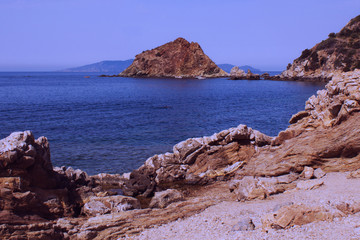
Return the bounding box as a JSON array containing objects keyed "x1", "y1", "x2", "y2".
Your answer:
[{"x1": 0, "y1": 131, "x2": 99, "y2": 222}]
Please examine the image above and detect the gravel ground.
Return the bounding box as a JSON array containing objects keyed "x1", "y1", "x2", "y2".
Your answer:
[{"x1": 124, "y1": 172, "x2": 360, "y2": 240}]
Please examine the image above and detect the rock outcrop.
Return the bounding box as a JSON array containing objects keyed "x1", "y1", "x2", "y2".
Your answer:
[
  {"x1": 0, "y1": 131, "x2": 125, "y2": 226},
  {"x1": 262, "y1": 204, "x2": 345, "y2": 230},
  {"x1": 276, "y1": 15, "x2": 360, "y2": 81},
  {"x1": 119, "y1": 37, "x2": 228, "y2": 78},
  {"x1": 2, "y1": 71, "x2": 360, "y2": 238},
  {"x1": 123, "y1": 124, "x2": 273, "y2": 197},
  {"x1": 229, "y1": 66, "x2": 260, "y2": 80}
]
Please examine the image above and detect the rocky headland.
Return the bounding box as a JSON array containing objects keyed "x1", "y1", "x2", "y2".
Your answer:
[
  {"x1": 118, "y1": 37, "x2": 228, "y2": 79},
  {"x1": 270, "y1": 15, "x2": 360, "y2": 82},
  {"x1": 1, "y1": 69, "x2": 360, "y2": 239}
]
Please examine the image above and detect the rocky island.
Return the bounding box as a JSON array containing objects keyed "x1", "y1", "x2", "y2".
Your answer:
[{"x1": 119, "y1": 37, "x2": 228, "y2": 79}]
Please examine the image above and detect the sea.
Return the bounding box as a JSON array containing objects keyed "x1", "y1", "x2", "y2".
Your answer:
[{"x1": 0, "y1": 72, "x2": 325, "y2": 175}]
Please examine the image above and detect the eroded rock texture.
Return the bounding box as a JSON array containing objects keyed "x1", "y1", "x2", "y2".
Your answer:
[{"x1": 119, "y1": 37, "x2": 228, "y2": 78}]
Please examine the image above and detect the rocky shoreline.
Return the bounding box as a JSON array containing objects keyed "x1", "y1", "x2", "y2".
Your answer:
[{"x1": 1, "y1": 69, "x2": 360, "y2": 239}]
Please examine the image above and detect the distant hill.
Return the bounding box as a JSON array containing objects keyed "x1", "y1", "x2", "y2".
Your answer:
[
  {"x1": 281, "y1": 14, "x2": 360, "y2": 81},
  {"x1": 218, "y1": 64, "x2": 261, "y2": 74},
  {"x1": 62, "y1": 60, "x2": 134, "y2": 73}
]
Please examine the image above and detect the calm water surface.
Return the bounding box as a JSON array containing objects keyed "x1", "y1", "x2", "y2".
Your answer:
[{"x1": 0, "y1": 72, "x2": 325, "y2": 175}]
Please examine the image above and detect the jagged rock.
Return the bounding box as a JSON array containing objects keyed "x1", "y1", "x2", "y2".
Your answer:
[
  {"x1": 235, "y1": 71, "x2": 360, "y2": 178},
  {"x1": 0, "y1": 131, "x2": 105, "y2": 227},
  {"x1": 231, "y1": 217, "x2": 255, "y2": 231},
  {"x1": 229, "y1": 67, "x2": 260, "y2": 80},
  {"x1": 119, "y1": 37, "x2": 228, "y2": 78},
  {"x1": 229, "y1": 177, "x2": 265, "y2": 201},
  {"x1": 125, "y1": 124, "x2": 272, "y2": 197},
  {"x1": 229, "y1": 173, "x2": 298, "y2": 201},
  {"x1": 82, "y1": 195, "x2": 141, "y2": 216},
  {"x1": 149, "y1": 189, "x2": 184, "y2": 209},
  {"x1": 262, "y1": 204, "x2": 345, "y2": 230}
]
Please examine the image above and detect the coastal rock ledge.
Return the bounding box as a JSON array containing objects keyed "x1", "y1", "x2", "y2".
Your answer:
[
  {"x1": 119, "y1": 37, "x2": 228, "y2": 79},
  {"x1": 1, "y1": 70, "x2": 360, "y2": 239}
]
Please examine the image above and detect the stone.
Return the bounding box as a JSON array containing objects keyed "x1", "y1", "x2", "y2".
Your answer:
[
  {"x1": 229, "y1": 173, "x2": 299, "y2": 201},
  {"x1": 347, "y1": 169, "x2": 360, "y2": 178},
  {"x1": 262, "y1": 204, "x2": 345, "y2": 230},
  {"x1": 231, "y1": 217, "x2": 255, "y2": 231},
  {"x1": 149, "y1": 189, "x2": 184, "y2": 209},
  {"x1": 82, "y1": 195, "x2": 141, "y2": 216},
  {"x1": 229, "y1": 177, "x2": 266, "y2": 201},
  {"x1": 300, "y1": 166, "x2": 314, "y2": 179},
  {"x1": 289, "y1": 111, "x2": 309, "y2": 124},
  {"x1": 119, "y1": 37, "x2": 228, "y2": 78},
  {"x1": 297, "y1": 179, "x2": 324, "y2": 190},
  {"x1": 314, "y1": 168, "x2": 326, "y2": 179}
]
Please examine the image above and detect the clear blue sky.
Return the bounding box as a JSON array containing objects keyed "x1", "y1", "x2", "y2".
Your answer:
[{"x1": 1, "y1": 0, "x2": 359, "y2": 71}]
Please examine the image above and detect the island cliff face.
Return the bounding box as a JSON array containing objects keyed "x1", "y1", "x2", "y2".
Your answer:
[
  {"x1": 119, "y1": 37, "x2": 228, "y2": 78},
  {"x1": 279, "y1": 15, "x2": 360, "y2": 81}
]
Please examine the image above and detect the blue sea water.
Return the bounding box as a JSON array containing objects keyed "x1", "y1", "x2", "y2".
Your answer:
[{"x1": 0, "y1": 72, "x2": 325, "y2": 175}]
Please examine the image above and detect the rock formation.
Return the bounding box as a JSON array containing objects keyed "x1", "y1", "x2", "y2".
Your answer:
[
  {"x1": 230, "y1": 66, "x2": 261, "y2": 80},
  {"x1": 275, "y1": 15, "x2": 360, "y2": 81},
  {"x1": 119, "y1": 37, "x2": 228, "y2": 78}
]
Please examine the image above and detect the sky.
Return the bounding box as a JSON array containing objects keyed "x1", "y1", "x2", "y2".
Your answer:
[{"x1": 0, "y1": 0, "x2": 360, "y2": 71}]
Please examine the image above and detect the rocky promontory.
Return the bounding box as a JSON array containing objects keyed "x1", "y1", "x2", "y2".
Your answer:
[
  {"x1": 274, "y1": 15, "x2": 360, "y2": 82},
  {"x1": 119, "y1": 37, "x2": 228, "y2": 79}
]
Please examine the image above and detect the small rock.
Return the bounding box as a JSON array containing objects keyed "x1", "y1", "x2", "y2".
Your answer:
[
  {"x1": 347, "y1": 169, "x2": 360, "y2": 179},
  {"x1": 229, "y1": 177, "x2": 266, "y2": 201},
  {"x1": 231, "y1": 217, "x2": 255, "y2": 231},
  {"x1": 300, "y1": 166, "x2": 314, "y2": 179},
  {"x1": 314, "y1": 168, "x2": 326, "y2": 179},
  {"x1": 149, "y1": 189, "x2": 184, "y2": 209},
  {"x1": 82, "y1": 195, "x2": 141, "y2": 216},
  {"x1": 297, "y1": 179, "x2": 324, "y2": 190}
]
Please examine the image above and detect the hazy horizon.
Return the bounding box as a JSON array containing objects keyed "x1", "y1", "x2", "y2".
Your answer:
[{"x1": 1, "y1": 0, "x2": 360, "y2": 71}]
